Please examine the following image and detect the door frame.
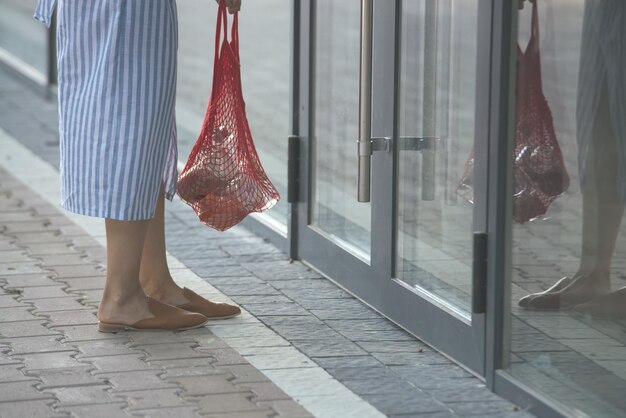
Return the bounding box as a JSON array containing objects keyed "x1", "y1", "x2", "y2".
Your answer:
[{"x1": 293, "y1": 0, "x2": 501, "y2": 375}]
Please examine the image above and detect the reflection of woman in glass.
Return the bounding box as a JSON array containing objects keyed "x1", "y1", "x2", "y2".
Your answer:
[{"x1": 519, "y1": 0, "x2": 626, "y2": 317}]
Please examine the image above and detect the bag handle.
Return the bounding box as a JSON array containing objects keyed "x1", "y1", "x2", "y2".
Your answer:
[
  {"x1": 530, "y1": 0, "x2": 539, "y2": 52},
  {"x1": 214, "y1": 0, "x2": 240, "y2": 63}
]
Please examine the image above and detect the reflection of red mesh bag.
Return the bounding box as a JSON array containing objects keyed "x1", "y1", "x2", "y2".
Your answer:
[
  {"x1": 458, "y1": 1, "x2": 568, "y2": 223},
  {"x1": 177, "y1": 1, "x2": 279, "y2": 231}
]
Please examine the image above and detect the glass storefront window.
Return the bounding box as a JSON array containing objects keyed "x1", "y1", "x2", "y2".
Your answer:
[
  {"x1": 311, "y1": 0, "x2": 371, "y2": 259},
  {"x1": 0, "y1": 0, "x2": 48, "y2": 80},
  {"x1": 507, "y1": 1, "x2": 626, "y2": 416},
  {"x1": 396, "y1": 0, "x2": 479, "y2": 316},
  {"x1": 176, "y1": 0, "x2": 290, "y2": 228}
]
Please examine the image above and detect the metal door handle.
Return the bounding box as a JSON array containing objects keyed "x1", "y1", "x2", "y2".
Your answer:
[{"x1": 357, "y1": 0, "x2": 374, "y2": 202}]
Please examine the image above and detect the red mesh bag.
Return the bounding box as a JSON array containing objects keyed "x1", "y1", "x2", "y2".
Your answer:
[
  {"x1": 457, "y1": 0, "x2": 568, "y2": 223},
  {"x1": 177, "y1": 1, "x2": 280, "y2": 231}
]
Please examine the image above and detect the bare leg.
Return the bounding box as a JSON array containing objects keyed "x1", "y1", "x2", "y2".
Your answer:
[
  {"x1": 137, "y1": 185, "x2": 241, "y2": 319},
  {"x1": 138, "y1": 185, "x2": 189, "y2": 306},
  {"x1": 97, "y1": 218, "x2": 154, "y2": 324}
]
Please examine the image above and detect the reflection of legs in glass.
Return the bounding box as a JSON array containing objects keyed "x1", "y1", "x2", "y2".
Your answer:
[{"x1": 520, "y1": 86, "x2": 626, "y2": 314}]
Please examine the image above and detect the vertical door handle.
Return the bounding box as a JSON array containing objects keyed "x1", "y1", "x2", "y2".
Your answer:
[{"x1": 357, "y1": 0, "x2": 374, "y2": 202}]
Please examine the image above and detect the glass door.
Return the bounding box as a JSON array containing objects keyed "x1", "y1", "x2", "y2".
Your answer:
[{"x1": 296, "y1": 0, "x2": 493, "y2": 374}]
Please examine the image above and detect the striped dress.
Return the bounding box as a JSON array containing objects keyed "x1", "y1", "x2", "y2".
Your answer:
[
  {"x1": 34, "y1": 0, "x2": 179, "y2": 220},
  {"x1": 576, "y1": 0, "x2": 626, "y2": 201}
]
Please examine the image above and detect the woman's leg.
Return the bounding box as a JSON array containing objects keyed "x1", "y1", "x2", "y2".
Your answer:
[
  {"x1": 137, "y1": 185, "x2": 241, "y2": 319},
  {"x1": 97, "y1": 218, "x2": 154, "y2": 324},
  {"x1": 138, "y1": 185, "x2": 189, "y2": 305}
]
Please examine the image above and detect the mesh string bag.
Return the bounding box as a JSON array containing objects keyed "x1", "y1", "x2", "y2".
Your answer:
[
  {"x1": 177, "y1": 1, "x2": 280, "y2": 231},
  {"x1": 457, "y1": 0, "x2": 569, "y2": 223}
]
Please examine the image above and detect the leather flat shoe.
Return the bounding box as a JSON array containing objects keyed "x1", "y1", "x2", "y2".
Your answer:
[
  {"x1": 176, "y1": 287, "x2": 241, "y2": 319},
  {"x1": 98, "y1": 296, "x2": 209, "y2": 333}
]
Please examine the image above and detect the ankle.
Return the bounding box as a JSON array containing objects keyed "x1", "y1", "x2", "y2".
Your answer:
[{"x1": 142, "y1": 280, "x2": 181, "y2": 299}]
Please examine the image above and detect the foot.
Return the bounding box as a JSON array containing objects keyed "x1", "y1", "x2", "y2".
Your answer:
[
  {"x1": 176, "y1": 287, "x2": 241, "y2": 319},
  {"x1": 520, "y1": 272, "x2": 610, "y2": 310},
  {"x1": 98, "y1": 296, "x2": 208, "y2": 332},
  {"x1": 518, "y1": 276, "x2": 574, "y2": 308},
  {"x1": 572, "y1": 287, "x2": 626, "y2": 319},
  {"x1": 141, "y1": 279, "x2": 190, "y2": 306},
  {"x1": 97, "y1": 290, "x2": 155, "y2": 325}
]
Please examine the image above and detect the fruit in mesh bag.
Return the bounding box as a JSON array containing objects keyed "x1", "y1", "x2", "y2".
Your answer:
[{"x1": 177, "y1": 126, "x2": 235, "y2": 202}]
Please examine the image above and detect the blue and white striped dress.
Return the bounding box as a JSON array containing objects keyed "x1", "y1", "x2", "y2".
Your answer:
[{"x1": 34, "y1": 0, "x2": 179, "y2": 220}]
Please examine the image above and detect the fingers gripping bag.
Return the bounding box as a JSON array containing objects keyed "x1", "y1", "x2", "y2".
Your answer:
[
  {"x1": 177, "y1": 1, "x2": 280, "y2": 231},
  {"x1": 457, "y1": 0, "x2": 569, "y2": 223}
]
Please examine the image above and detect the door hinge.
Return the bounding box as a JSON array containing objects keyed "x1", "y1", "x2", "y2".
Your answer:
[
  {"x1": 287, "y1": 135, "x2": 300, "y2": 203},
  {"x1": 472, "y1": 232, "x2": 488, "y2": 314}
]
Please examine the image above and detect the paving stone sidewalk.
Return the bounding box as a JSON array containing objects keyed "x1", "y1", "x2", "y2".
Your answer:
[{"x1": 0, "y1": 167, "x2": 313, "y2": 418}]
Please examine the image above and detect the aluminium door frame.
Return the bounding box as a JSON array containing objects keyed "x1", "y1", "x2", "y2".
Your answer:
[{"x1": 294, "y1": 0, "x2": 494, "y2": 374}]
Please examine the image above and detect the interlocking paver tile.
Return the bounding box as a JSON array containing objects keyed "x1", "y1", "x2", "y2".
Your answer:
[
  {"x1": 129, "y1": 406, "x2": 203, "y2": 418},
  {"x1": 48, "y1": 384, "x2": 126, "y2": 407},
  {"x1": 195, "y1": 348, "x2": 248, "y2": 366},
  {"x1": 84, "y1": 353, "x2": 160, "y2": 374},
  {"x1": 0, "y1": 399, "x2": 65, "y2": 418},
  {"x1": 1, "y1": 273, "x2": 60, "y2": 288},
  {"x1": 55, "y1": 324, "x2": 126, "y2": 342},
  {"x1": 19, "y1": 285, "x2": 70, "y2": 299},
  {"x1": 29, "y1": 297, "x2": 87, "y2": 312},
  {"x1": 0, "y1": 320, "x2": 61, "y2": 338},
  {"x1": 0, "y1": 363, "x2": 36, "y2": 382},
  {"x1": 45, "y1": 310, "x2": 98, "y2": 327},
  {"x1": 26, "y1": 243, "x2": 75, "y2": 256},
  {"x1": 203, "y1": 411, "x2": 274, "y2": 418},
  {"x1": 55, "y1": 276, "x2": 105, "y2": 291},
  {"x1": 7, "y1": 335, "x2": 71, "y2": 355},
  {"x1": 56, "y1": 402, "x2": 131, "y2": 418},
  {"x1": 44, "y1": 264, "x2": 104, "y2": 279},
  {"x1": 20, "y1": 351, "x2": 80, "y2": 370},
  {"x1": 0, "y1": 294, "x2": 21, "y2": 308},
  {"x1": 34, "y1": 253, "x2": 88, "y2": 266},
  {"x1": 0, "y1": 250, "x2": 31, "y2": 262},
  {"x1": 0, "y1": 380, "x2": 54, "y2": 402},
  {"x1": 101, "y1": 370, "x2": 179, "y2": 392},
  {"x1": 0, "y1": 262, "x2": 48, "y2": 275},
  {"x1": 32, "y1": 366, "x2": 105, "y2": 389},
  {"x1": 186, "y1": 392, "x2": 271, "y2": 414},
  {"x1": 0, "y1": 306, "x2": 41, "y2": 322},
  {"x1": 9, "y1": 231, "x2": 65, "y2": 244},
  {"x1": 136, "y1": 342, "x2": 215, "y2": 362},
  {"x1": 72, "y1": 339, "x2": 144, "y2": 358},
  {"x1": 168, "y1": 374, "x2": 247, "y2": 396},
  {"x1": 148, "y1": 357, "x2": 218, "y2": 369},
  {"x1": 119, "y1": 388, "x2": 189, "y2": 409}
]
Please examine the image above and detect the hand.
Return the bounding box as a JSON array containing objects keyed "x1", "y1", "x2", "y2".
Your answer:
[{"x1": 216, "y1": 0, "x2": 241, "y2": 14}]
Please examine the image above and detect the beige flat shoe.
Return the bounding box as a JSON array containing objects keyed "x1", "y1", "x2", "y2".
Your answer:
[
  {"x1": 98, "y1": 296, "x2": 209, "y2": 333},
  {"x1": 176, "y1": 287, "x2": 241, "y2": 319}
]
